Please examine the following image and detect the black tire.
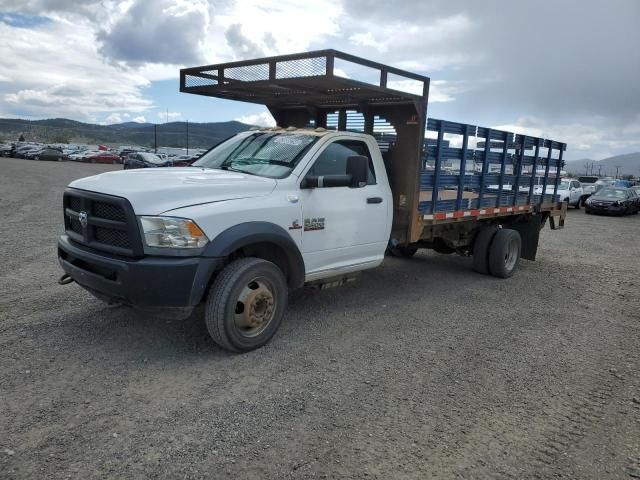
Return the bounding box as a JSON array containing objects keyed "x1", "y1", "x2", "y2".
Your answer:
[
  {"x1": 386, "y1": 245, "x2": 418, "y2": 258},
  {"x1": 488, "y1": 229, "x2": 522, "y2": 278},
  {"x1": 574, "y1": 199, "x2": 580, "y2": 210},
  {"x1": 472, "y1": 225, "x2": 498, "y2": 274},
  {"x1": 205, "y1": 257, "x2": 287, "y2": 353}
]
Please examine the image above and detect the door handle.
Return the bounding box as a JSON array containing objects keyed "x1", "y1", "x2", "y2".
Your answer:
[{"x1": 367, "y1": 197, "x2": 383, "y2": 204}]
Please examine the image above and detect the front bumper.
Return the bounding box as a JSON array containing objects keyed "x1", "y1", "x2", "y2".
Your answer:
[
  {"x1": 585, "y1": 203, "x2": 624, "y2": 214},
  {"x1": 58, "y1": 235, "x2": 222, "y2": 310}
]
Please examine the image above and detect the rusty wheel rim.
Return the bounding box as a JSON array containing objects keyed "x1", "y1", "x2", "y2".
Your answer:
[{"x1": 234, "y1": 278, "x2": 276, "y2": 338}]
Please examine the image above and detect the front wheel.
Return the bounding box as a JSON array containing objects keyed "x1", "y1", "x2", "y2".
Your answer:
[{"x1": 205, "y1": 257, "x2": 287, "y2": 353}]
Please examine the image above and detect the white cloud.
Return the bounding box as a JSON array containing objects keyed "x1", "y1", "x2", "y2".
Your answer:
[
  {"x1": 157, "y1": 111, "x2": 182, "y2": 120},
  {"x1": 0, "y1": 19, "x2": 153, "y2": 120},
  {"x1": 493, "y1": 116, "x2": 640, "y2": 160},
  {"x1": 132, "y1": 116, "x2": 147, "y2": 123},
  {"x1": 213, "y1": 0, "x2": 342, "y2": 59},
  {"x1": 104, "y1": 113, "x2": 124, "y2": 124},
  {"x1": 0, "y1": 0, "x2": 344, "y2": 122},
  {"x1": 235, "y1": 112, "x2": 275, "y2": 127},
  {"x1": 342, "y1": 13, "x2": 475, "y2": 71},
  {"x1": 349, "y1": 32, "x2": 383, "y2": 51},
  {"x1": 98, "y1": 0, "x2": 210, "y2": 65}
]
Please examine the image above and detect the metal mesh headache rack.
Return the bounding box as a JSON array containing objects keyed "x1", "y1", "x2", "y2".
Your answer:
[{"x1": 180, "y1": 49, "x2": 429, "y2": 109}]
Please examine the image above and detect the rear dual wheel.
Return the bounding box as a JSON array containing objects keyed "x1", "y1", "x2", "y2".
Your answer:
[{"x1": 473, "y1": 227, "x2": 521, "y2": 278}]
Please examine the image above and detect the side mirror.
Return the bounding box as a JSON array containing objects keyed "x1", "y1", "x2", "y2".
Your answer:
[
  {"x1": 301, "y1": 174, "x2": 352, "y2": 189},
  {"x1": 346, "y1": 155, "x2": 368, "y2": 188}
]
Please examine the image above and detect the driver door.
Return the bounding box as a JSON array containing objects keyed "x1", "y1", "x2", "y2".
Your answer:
[{"x1": 298, "y1": 138, "x2": 389, "y2": 276}]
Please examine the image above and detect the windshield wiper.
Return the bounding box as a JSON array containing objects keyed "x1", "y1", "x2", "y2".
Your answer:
[{"x1": 219, "y1": 165, "x2": 256, "y2": 176}]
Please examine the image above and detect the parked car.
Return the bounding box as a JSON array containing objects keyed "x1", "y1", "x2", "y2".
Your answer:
[
  {"x1": 36, "y1": 147, "x2": 64, "y2": 161},
  {"x1": 534, "y1": 178, "x2": 584, "y2": 208},
  {"x1": 68, "y1": 150, "x2": 96, "y2": 161},
  {"x1": 24, "y1": 148, "x2": 45, "y2": 160},
  {"x1": 118, "y1": 149, "x2": 138, "y2": 162},
  {"x1": 577, "y1": 175, "x2": 599, "y2": 198},
  {"x1": 585, "y1": 187, "x2": 639, "y2": 215},
  {"x1": 124, "y1": 152, "x2": 171, "y2": 169},
  {"x1": 0, "y1": 144, "x2": 13, "y2": 157},
  {"x1": 613, "y1": 179, "x2": 633, "y2": 188},
  {"x1": 85, "y1": 152, "x2": 121, "y2": 164},
  {"x1": 14, "y1": 145, "x2": 40, "y2": 158}
]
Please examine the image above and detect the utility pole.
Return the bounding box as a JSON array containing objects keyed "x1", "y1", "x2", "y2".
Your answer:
[
  {"x1": 615, "y1": 165, "x2": 622, "y2": 179},
  {"x1": 186, "y1": 120, "x2": 189, "y2": 155},
  {"x1": 154, "y1": 124, "x2": 157, "y2": 153},
  {"x1": 598, "y1": 165, "x2": 602, "y2": 177}
]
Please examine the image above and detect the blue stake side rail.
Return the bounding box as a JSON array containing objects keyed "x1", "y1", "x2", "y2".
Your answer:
[{"x1": 419, "y1": 119, "x2": 567, "y2": 221}]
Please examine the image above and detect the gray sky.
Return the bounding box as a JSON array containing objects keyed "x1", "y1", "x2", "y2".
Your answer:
[{"x1": 0, "y1": 0, "x2": 638, "y2": 160}]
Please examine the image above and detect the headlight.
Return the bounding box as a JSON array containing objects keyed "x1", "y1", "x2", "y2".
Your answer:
[
  {"x1": 139, "y1": 216, "x2": 208, "y2": 248},
  {"x1": 585, "y1": 197, "x2": 592, "y2": 205}
]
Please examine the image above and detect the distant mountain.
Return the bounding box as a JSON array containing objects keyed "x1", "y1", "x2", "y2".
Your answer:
[
  {"x1": 564, "y1": 152, "x2": 640, "y2": 178},
  {"x1": 0, "y1": 118, "x2": 251, "y2": 149},
  {"x1": 113, "y1": 121, "x2": 154, "y2": 128}
]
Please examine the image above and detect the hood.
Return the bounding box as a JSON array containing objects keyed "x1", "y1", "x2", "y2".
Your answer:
[
  {"x1": 589, "y1": 195, "x2": 621, "y2": 203},
  {"x1": 535, "y1": 186, "x2": 569, "y2": 194},
  {"x1": 69, "y1": 167, "x2": 277, "y2": 215}
]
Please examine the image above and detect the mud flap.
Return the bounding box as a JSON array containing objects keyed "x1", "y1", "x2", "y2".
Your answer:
[{"x1": 511, "y1": 215, "x2": 543, "y2": 261}]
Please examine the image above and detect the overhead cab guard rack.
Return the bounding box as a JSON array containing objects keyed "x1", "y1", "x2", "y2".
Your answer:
[{"x1": 180, "y1": 49, "x2": 429, "y2": 110}]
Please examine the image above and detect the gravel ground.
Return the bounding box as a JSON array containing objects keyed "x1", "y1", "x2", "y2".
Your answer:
[{"x1": 1, "y1": 157, "x2": 639, "y2": 479}]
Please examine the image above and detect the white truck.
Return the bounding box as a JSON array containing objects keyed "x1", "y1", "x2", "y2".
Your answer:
[
  {"x1": 58, "y1": 50, "x2": 567, "y2": 352},
  {"x1": 535, "y1": 178, "x2": 584, "y2": 208}
]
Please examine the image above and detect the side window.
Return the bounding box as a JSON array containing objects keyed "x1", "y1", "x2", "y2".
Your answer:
[{"x1": 308, "y1": 140, "x2": 376, "y2": 185}]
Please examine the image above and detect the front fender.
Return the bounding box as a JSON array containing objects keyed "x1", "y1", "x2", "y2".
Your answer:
[{"x1": 204, "y1": 221, "x2": 305, "y2": 288}]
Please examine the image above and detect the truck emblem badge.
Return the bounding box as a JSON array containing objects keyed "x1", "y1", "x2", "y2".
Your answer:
[
  {"x1": 78, "y1": 211, "x2": 88, "y2": 228},
  {"x1": 289, "y1": 219, "x2": 302, "y2": 230},
  {"x1": 304, "y1": 217, "x2": 325, "y2": 231}
]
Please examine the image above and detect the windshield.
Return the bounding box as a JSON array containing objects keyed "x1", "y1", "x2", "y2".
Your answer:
[
  {"x1": 578, "y1": 176, "x2": 598, "y2": 184},
  {"x1": 193, "y1": 132, "x2": 319, "y2": 178},
  {"x1": 558, "y1": 181, "x2": 571, "y2": 190},
  {"x1": 596, "y1": 188, "x2": 627, "y2": 199},
  {"x1": 139, "y1": 152, "x2": 165, "y2": 164}
]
